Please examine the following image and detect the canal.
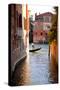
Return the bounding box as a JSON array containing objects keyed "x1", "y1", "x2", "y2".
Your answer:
[
  {"x1": 29, "y1": 44, "x2": 50, "y2": 85},
  {"x1": 12, "y1": 44, "x2": 58, "y2": 86}
]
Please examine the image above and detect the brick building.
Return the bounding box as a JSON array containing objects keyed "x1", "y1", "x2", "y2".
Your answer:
[{"x1": 33, "y1": 12, "x2": 53, "y2": 43}]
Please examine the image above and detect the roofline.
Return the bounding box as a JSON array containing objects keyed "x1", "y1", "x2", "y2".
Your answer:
[{"x1": 35, "y1": 12, "x2": 53, "y2": 17}]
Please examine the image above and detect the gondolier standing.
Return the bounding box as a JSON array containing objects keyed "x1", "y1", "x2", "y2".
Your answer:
[{"x1": 32, "y1": 43, "x2": 35, "y2": 48}]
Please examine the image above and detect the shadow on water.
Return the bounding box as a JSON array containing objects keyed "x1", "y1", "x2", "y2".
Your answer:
[{"x1": 11, "y1": 56, "x2": 30, "y2": 86}]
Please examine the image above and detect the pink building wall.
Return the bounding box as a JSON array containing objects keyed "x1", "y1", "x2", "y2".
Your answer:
[{"x1": 33, "y1": 12, "x2": 53, "y2": 43}]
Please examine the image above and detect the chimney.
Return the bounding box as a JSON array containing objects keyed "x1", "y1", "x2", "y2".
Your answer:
[{"x1": 35, "y1": 13, "x2": 37, "y2": 20}]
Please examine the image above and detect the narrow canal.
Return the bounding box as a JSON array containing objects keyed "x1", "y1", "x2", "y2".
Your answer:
[
  {"x1": 12, "y1": 44, "x2": 58, "y2": 86},
  {"x1": 29, "y1": 44, "x2": 50, "y2": 85}
]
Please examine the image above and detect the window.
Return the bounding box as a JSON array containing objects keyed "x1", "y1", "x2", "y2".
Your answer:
[
  {"x1": 41, "y1": 32, "x2": 43, "y2": 35},
  {"x1": 44, "y1": 16, "x2": 49, "y2": 22},
  {"x1": 39, "y1": 17, "x2": 43, "y2": 22},
  {"x1": 19, "y1": 14, "x2": 22, "y2": 28},
  {"x1": 45, "y1": 33, "x2": 47, "y2": 36},
  {"x1": 35, "y1": 17, "x2": 38, "y2": 20}
]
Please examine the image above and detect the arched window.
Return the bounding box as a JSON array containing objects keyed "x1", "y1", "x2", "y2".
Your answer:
[
  {"x1": 45, "y1": 33, "x2": 47, "y2": 36},
  {"x1": 41, "y1": 32, "x2": 43, "y2": 36}
]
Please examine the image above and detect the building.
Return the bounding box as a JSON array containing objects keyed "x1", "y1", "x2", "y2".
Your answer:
[
  {"x1": 9, "y1": 4, "x2": 29, "y2": 81},
  {"x1": 33, "y1": 12, "x2": 53, "y2": 43},
  {"x1": 29, "y1": 18, "x2": 34, "y2": 43}
]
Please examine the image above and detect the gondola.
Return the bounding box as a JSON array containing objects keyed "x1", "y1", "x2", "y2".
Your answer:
[{"x1": 29, "y1": 47, "x2": 41, "y2": 52}]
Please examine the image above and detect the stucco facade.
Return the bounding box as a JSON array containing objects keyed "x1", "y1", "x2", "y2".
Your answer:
[
  {"x1": 33, "y1": 12, "x2": 53, "y2": 43},
  {"x1": 9, "y1": 4, "x2": 29, "y2": 74}
]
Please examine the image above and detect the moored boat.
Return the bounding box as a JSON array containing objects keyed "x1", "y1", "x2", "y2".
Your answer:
[{"x1": 29, "y1": 47, "x2": 41, "y2": 52}]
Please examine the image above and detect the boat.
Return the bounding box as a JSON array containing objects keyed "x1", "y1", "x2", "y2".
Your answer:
[{"x1": 29, "y1": 47, "x2": 41, "y2": 52}]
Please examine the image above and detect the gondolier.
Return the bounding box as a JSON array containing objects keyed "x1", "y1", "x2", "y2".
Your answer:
[{"x1": 32, "y1": 43, "x2": 35, "y2": 48}]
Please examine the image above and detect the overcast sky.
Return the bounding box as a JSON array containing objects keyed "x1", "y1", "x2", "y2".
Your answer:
[{"x1": 28, "y1": 5, "x2": 55, "y2": 20}]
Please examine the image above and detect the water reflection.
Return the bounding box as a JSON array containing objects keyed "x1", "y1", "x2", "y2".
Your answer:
[
  {"x1": 12, "y1": 56, "x2": 30, "y2": 86},
  {"x1": 49, "y1": 55, "x2": 58, "y2": 83},
  {"x1": 11, "y1": 44, "x2": 58, "y2": 85},
  {"x1": 29, "y1": 44, "x2": 50, "y2": 85}
]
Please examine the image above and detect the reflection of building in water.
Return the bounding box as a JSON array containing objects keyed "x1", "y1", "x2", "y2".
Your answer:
[
  {"x1": 33, "y1": 12, "x2": 53, "y2": 43},
  {"x1": 49, "y1": 58, "x2": 58, "y2": 83},
  {"x1": 49, "y1": 41, "x2": 58, "y2": 83},
  {"x1": 8, "y1": 4, "x2": 29, "y2": 85},
  {"x1": 12, "y1": 57, "x2": 30, "y2": 86}
]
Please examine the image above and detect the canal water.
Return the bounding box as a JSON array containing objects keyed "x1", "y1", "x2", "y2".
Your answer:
[
  {"x1": 12, "y1": 44, "x2": 58, "y2": 86},
  {"x1": 29, "y1": 44, "x2": 50, "y2": 85}
]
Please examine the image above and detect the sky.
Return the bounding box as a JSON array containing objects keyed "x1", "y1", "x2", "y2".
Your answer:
[{"x1": 28, "y1": 5, "x2": 55, "y2": 20}]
